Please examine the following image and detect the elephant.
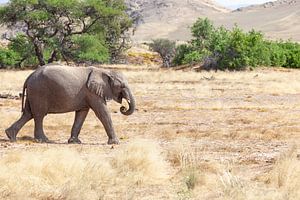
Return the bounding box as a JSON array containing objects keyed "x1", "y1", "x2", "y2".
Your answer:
[{"x1": 5, "y1": 64, "x2": 135, "y2": 144}]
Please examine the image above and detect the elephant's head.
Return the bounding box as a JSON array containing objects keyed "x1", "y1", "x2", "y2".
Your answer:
[{"x1": 87, "y1": 68, "x2": 135, "y2": 115}]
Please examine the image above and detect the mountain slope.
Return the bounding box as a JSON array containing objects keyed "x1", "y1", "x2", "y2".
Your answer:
[
  {"x1": 217, "y1": 0, "x2": 300, "y2": 41},
  {"x1": 1, "y1": 1, "x2": 299, "y2": 42},
  {"x1": 127, "y1": 0, "x2": 230, "y2": 41},
  {"x1": 129, "y1": 0, "x2": 300, "y2": 42}
]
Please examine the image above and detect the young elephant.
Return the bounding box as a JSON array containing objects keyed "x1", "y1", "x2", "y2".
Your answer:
[{"x1": 5, "y1": 64, "x2": 135, "y2": 144}]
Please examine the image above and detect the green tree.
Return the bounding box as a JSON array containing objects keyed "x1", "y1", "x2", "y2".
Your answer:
[
  {"x1": 8, "y1": 34, "x2": 38, "y2": 67},
  {"x1": 0, "y1": 0, "x2": 131, "y2": 67},
  {"x1": 68, "y1": 34, "x2": 109, "y2": 63},
  {"x1": 191, "y1": 18, "x2": 215, "y2": 52},
  {"x1": 149, "y1": 39, "x2": 176, "y2": 67}
]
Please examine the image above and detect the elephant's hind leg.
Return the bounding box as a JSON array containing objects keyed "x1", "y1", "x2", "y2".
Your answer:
[
  {"x1": 5, "y1": 102, "x2": 33, "y2": 142},
  {"x1": 68, "y1": 109, "x2": 89, "y2": 144},
  {"x1": 33, "y1": 115, "x2": 49, "y2": 143}
]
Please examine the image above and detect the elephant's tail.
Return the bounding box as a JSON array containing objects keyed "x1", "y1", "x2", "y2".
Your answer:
[
  {"x1": 21, "y1": 72, "x2": 34, "y2": 112},
  {"x1": 21, "y1": 81, "x2": 27, "y2": 113}
]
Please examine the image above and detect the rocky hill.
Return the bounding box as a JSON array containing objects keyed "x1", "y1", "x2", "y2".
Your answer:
[
  {"x1": 217, "y1": 0, "x2": 300, "y2": 41},
  {"x1": 1, "y1": 0, "x2": 299, "y2": 42},
  {"x1": 126, "y1": 0, "x2": 230, "y2": 41},
  {"x1": 233, "y1": 0, "x2": 298, "y2": 12},
  {"x1": 127, "y1": 0, "x2": 300, "y2": 42}
]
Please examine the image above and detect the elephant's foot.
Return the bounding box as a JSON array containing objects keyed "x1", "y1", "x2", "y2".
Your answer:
[
  {"x1": 108, "y1": 137, "x2": 119, "y2": 145},
  {"x1": 34, "y1": 136, "x2": 50, "y2": 143},
  {"x1": 5, "y1": 127, "x2": 17, "y2": 142},
  {"x1": 68, "y1": 137, "x2": 82, "y2": 144}
]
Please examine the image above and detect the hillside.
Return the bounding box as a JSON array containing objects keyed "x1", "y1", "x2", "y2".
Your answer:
[
  {"x1": 0, "y1": 0, "x2": 299, "y2": 42},
  {"x1": 217, "y1": 0, "x2": 300, "y2": 41},
  {"x1": 126, "y1": 0, "x2": 230, "y2": 41},
  {"x1": 129, "y1": 0, "x2": 300, "y2": 42}
]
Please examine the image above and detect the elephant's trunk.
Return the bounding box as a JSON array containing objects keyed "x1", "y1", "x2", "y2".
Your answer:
[{"x1": 120, "y1": 88, "x2": 135, "y2": 116}]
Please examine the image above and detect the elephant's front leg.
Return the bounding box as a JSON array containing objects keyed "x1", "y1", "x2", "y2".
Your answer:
[
  {"x1": 68, "y1": 109, "x2": 89, "y2": 144},
  {"x1": 90, "y1": 101, "x2": 119, "y2": 145}
]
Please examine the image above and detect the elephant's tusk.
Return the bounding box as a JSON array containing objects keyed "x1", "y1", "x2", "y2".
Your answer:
[{"x1": 121, "y1": 98, "x2": 129, "y2": 110}]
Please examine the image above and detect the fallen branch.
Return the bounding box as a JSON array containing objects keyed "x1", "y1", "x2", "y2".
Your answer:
[{"x1": 0, "y1": 93, "x2": 22, "y2": 100}]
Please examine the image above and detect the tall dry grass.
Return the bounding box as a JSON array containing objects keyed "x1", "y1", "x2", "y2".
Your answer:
[
  {"x1": 168, "y1": 139, "x2": 300, "y2": 200},
  {"x1": 260, "y1": 146, "x2": 300, "y2": 199},
  {"x1": 0, "y1": 139, "x2": 170, "y2": 200}
]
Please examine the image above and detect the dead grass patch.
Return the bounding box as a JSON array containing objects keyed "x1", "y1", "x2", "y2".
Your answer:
[{"x1": 0, "y1": 139, "x2": 170, "y2": 200}]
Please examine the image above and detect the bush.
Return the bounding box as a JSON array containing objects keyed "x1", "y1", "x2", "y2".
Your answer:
[
  {"x1": 0, "y1": 48, "x2": 20, "y2": 68},
  {"x1": 281, "y1": 42, "x2": 300, "y2": 68},
  {"x1": 173, "y1": 44, "x2": 194, "y2": 66},
  {"x1": 173, "y1": 17, "x2": 300, "y2": 70},
  {"x1": 182, "y1": 51, "x2": 203, "y2": 65},
  {"x1": 267, "y1": 42, "x2": 287, "y2": 67},
  {"x1": 149, "y1": 39, "x2": 176, "y2": 67}
]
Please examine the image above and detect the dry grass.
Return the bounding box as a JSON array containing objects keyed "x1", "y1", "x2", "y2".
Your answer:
[
  {"x1": 0, "y1": 70, "x2": 32, "y2": 93},
  {"x1": 1, "y1": 66, "x2": 300, "y2": 199},
  {"x1": 0, "y1": 139, "x2": 170, "y2": 200}
]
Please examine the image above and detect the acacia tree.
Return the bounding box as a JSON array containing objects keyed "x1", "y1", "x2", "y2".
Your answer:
[
  {"x1": 149, "y1": 39, "x2": 176, "y2": 67},
  {"x1": 0, "y1": 0, "x2": 132, "y2": 66}
]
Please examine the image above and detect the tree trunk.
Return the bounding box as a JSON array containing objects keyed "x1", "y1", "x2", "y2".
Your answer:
[
  {"x1": 33, "y1": 42, "x2": 45, "y2": 66},
  {"x1": 48, "y1": 50, "x2": 57, "y2": 63}
]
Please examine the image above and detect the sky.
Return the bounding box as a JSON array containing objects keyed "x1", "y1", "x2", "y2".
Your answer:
[
  {"x1": 215, "y1": 0, "x2": 276, "y2": 9},
  {"x1": 0, "y1": 0, "x2": 276, "y2": 9}
]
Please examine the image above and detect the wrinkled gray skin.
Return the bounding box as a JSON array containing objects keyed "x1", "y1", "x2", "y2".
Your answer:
[{"x1": 5, "y1": 64, "x2": 135, "y2": 144}]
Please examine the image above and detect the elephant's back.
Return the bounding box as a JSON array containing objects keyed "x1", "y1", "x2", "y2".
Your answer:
[
  {"x1": 41, "y1": 65, "x2": 88, "y2": 83},
  {"x1": 28, "y1": 65, "x2": 88, "y2": 87},
  {"x1": 26, "y1": 65, "x2": 90, "y2": 113}
]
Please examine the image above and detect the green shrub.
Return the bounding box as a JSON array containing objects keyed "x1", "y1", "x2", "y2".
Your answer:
[
  {"x1": 173, "y1": 17, "x2": 300, "y2": 70},
  {"x1": 0, "y1": 48, "x2": 20, "y2": 68},
  {"x1": 281, "y1": 42, "x2": 300, "y2": 68},
  {"x1": 267, "y1": 42, "x2": 287, "y2": 67},
  {"x1": 245, "y1": 30, "x2": 271, "y2": 67},
  {"x1": 182, "y1": 51, "x2": 203, "y2": 65},
  {"x1": 172, "y1": 44, "x2": 194, "y2": 66}
]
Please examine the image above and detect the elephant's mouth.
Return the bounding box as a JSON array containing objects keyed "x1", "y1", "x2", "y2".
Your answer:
[{"x1": 117, "y1": 94, "x2": 123, "y2": 104}]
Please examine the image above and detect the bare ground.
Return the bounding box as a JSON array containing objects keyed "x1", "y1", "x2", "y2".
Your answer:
[{"x1": 0, "y1": 65, "x2": 300, "y2": 199}]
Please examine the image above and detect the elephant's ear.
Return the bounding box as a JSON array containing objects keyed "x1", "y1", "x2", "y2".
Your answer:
[{"x1": 87, "y1": 69, "x2": 112, "y2": 98}]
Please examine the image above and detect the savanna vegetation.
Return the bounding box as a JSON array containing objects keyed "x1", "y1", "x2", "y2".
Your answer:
[
  {"x1": 1, "y1": 66, "x2": 300, "y2": 199},
  {"x1": 150, "y1": 18, "x2": 300, "y2": 70},
  {"x1": 0, "y1": 1, "x2": 300, "y2": 200},
  {"x1": 0, "y1": 0, "x2": 131, "y2": 68}
]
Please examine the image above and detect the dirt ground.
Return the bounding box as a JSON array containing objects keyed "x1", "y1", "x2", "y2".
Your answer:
[{"x1": 0, "y1": 65, "x2": 300, "y2": 199}]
